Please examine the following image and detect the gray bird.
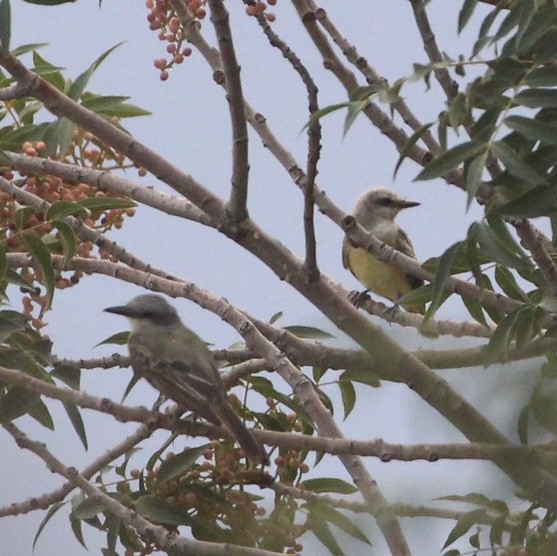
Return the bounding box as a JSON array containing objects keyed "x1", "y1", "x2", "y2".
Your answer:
[{"x1": 105, "y1": 294, "x2": 268, "y2": 464}]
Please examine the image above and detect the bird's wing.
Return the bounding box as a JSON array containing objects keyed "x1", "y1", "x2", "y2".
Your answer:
[
  {"x1": 129, "y1": 341, "x2": 222, "y2": 424},
  {"x1": 393, "y1": 228, "x2": 424, "y2": 290},
  {"x1": 342, "y1": 236, "x2": 353, "y2": 272}
]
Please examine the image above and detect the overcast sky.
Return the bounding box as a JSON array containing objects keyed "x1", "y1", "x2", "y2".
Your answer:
[{"x1": 0, "y1": 2, "x2": 534, "y2": 555}]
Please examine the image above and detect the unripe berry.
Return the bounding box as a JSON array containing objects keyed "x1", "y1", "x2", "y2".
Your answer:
[{"x1": 154, "y1": 58, "x2": 166, "y2": 70}]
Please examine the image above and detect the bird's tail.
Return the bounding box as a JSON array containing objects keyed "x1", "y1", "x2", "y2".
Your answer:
[{"x1": 215, "y1": 401, "x2": 268, "y2": 465}]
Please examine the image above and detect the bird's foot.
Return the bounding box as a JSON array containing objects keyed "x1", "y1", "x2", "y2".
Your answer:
[{"x1": 348, "y1": 289, "x2": 370, "y2": 308}]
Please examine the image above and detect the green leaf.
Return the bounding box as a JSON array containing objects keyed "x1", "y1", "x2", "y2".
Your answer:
[
  {"x1": 462, "y1": 295, "x2": 489, "y2": 328},
  {"x1": 338, "y1": 379, "x2": 355, "y2": 420},
  {"x1": 135, "y1": 495, "x2": 195, "y2": 527},
  {"x1": 490, "y1": 141, "x2": 547, "y2": 185},
  {"x1": 80, "y1": 95, "x2": 151, "y2": 118},
  {"x1": 73, "y1": 497, "x2": 106, "y2": 520},
  {"x1": 311, "y1": 513, "x2": 345, "y2": 556},
  {"x1": 55, "y1": 117, "x2": 77, "y2": 159},
  {"x1": 45, "y1": 201, "x2": 88, "y2": 220},
  {"x1": 466, "y1": 147, "x2": 489, "y2": 207},
  {"x1": 32, "y1": 501, "x2": 66, "y2": 550},
  {"x1": 63, "y1": 401, "x2": 88, "y2": 450},
  {"x1": 439, "y1": 492, "x2": 508, "y2": 514},
  {"x1": 416, "y1": 141, "x2": 486, "y2": 181},
  {"x1": 493, "y1": 184, "x2": 557, "y2": 218},
  {"x1": 530, "y1": 387, "x2": 557, "y2": 434},
  {"x1": 393, "y1": 122, "x2": 434, "y2": 179},
  {"x1": 514, "y1": 88, "x2": 557, "y2": 108},
  {"x1": 69, "y1": 511, "x2": 87, "y2": 549},
  {"x1": 494, "y1": 266, "x2": 529, "y2": 303},
  {"x1": 424, "y1": 242, "x2": 462, "y2": 322},
  {"x1": 28, "y1": 397, "x2": 54, "y2": 430},
  {"x1": 22, "y1": 0, "x2": 77, "y2": 4},
  {"x1": 0, "y1": 146, "x2": 12, "y2": 165},
  {"x1": 525, "y1": 67, "x2": 557, "y2": 87},
  {"x1": 21, "y1": 233, "x2": 55, "y2": 314},
  {"x1": 269, "y1": 311, "x2": 282, "y2": 325},
  {"x1": 283, "y1": 325, "x2": 334, "y2": 340},
  {"x1": 51, "y1": 364, "x2": 80, "y2": 389},
  {"x1": 484, "y1": 306, "x2": 523, "y2": 362},
  {"x1": 67, "y1": 42, "x2": 125, "y2": 101},
  {"x1": 0, "y1": 244, "x2": 7, "y2": 284},
  {"x1": 458, "y1": 0, "x2": 478, "y2": 33},
  {"x1": 504, "y1": 115, "x2": 557, "y2": 145},
  {"x1": 301, "y1": 478, "x2": 357, "y2": 495},
  {"x1": 15, "y1": 206, "x2": 35, "y2": 229},
  {"x1": 442, "y1": 509, "x2": 488, "y2": 549},
  {"x1": 0, "y1": 0, "x2": 10, "y2": 52},
  {"x1": 0, "y1": 386, "x2": 40, "y2": 423},
  {"x1": 31, "y1": 50, "x2": 65, "y2": 90},
  {"x1": 157, "y1": 445, "x2": 210, "y2": 484},
  {"x1": 11, "y1": 42, "x2": 48, "y2": 56},
  {"x1": 307, "y1": 502, "x2": 371, "y2": 546},
  {"x1": 339, "y1": 368, "x2": 380, "y2": 388},
  {"x1": 470, "y1": 221, "x2": 532, "y2": 272},
  {"x1": 77, "y1": 197, "x2": 135, "y2": 212},
  {"x1": 95, "y1": 331, "x2": 130, "y2": 347},
  {"x1": 52, "y1": 220, "x2": 77, "y2": 265},
  {"x1": 518, "y1": 405, "x2": 529, "y2": 445}
]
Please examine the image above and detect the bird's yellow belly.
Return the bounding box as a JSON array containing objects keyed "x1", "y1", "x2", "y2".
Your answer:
[{"x1": 348, "y1": 247, "x2": 413, "y2": 301}]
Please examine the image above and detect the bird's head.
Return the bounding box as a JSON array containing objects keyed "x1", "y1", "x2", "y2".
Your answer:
[
  {"x1": 104, "y1": 294, "x2": 181, "y2": 330},
  {"x1": 353, "y1": 187, "x2": 420, "y2": 225}
]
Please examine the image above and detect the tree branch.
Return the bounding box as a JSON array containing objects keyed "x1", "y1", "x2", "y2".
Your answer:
[{"x1": 208, "y1": 0, "x2": 250, "y2": 222}]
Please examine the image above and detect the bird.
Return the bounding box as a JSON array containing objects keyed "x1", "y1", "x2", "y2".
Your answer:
[
  {"x1": 342, "y1": 187, "x2": 425, "y2": 313},
  {"x1": 104, "y1": 294, "x2": 268, "y2": 464}
]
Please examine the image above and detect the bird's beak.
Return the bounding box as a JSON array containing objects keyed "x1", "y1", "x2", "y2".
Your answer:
[
  {"x1": 104, "y1": 305, "x2": 131, "y2": 316},
  {"x1": 398, "y1": 199, "x2": 420, "y2": 210}
]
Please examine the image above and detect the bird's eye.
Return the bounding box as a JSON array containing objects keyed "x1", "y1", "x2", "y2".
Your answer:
[
  {"x1": 143, "y1": 311, "x2": 153, "y2": 318},
  {"x1": 376, "y1": 197, "x2": 393, "y2": 206}
]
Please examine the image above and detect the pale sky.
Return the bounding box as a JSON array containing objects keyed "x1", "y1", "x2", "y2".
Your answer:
[{"x1": 0, "y1": 2, "x2": 531, "y2": 555}]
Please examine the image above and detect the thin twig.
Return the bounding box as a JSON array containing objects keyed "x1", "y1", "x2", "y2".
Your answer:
[{"x1": 208, "y1": 0, "x2": 250, "y2": 222}]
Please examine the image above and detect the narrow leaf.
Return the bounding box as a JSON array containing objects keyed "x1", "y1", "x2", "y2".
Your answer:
[
  {"x1": 135, "y1": 495, "x2": 195, "y2": 527},
  {"x1": 63, "y1": 401, "x2": 88, "y2": 450},
  {"x1": 458, "y1": 0, "x2": 479, "y2": 33},
  {"x1": 424, "y1": 242, "x2": 462, "y2": 322},
  {"x1": 415, "y1": 141, "x2": 485, "y2": 181},
  {"x1": 158, "y1": 445, "x2": 210, "y2": 484},
  {"x1": 77, "y1": 197, "x2": 135, "y2": 212},
  {"x1": 21, "y1": 233, "x2": 55, "y2": 313},
  {"x1": 301, "y1": 478, "x2": 357, "y2": 495},
  {"x1": 33, "y1": 501, "x2": 66, "y2": 550},
  {"x1": 52, "y1": 220, "x2": 77, "y2": 265},
  {"x1": 339, "y1": 368, "x2": 381, "y2": 388},
  {"x1": 67, "y1": 42, "x2": 125, "y2": 101},
  {"x1": 504, "y1": 115, "x2": 557, "y2": 145},
  {"x1": 394, "y1": 122, "x2": 434, "y2": 178},
  {"x1": 442, "y1": 509, "x2": 488, "y2": 549},
  {"x1": 491, "y1": 140, "x2": 547, "y2": 185},
  {"x1": 307, "y1": 502, "x2": 371, "y2": 545},
  {"x1": 338, "y1": 379, "x2": 355, "y2": 420},
  {"x1": 0, "y1": 0, "x2": 10, "y2": 52},
  {"x1": 0, "y1": 387, "x2": 40, "y2": 423},
  {"x1": 283, "y1": 325, "x2": 334, "y2": 340},
  {"x1": 73, "y1": 497, "x2": 105, "y2": 520}
]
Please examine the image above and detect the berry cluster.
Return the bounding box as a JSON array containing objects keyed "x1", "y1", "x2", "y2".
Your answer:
[
  {"x1": 0, "y1": 134, "x2": 137, "y2": 328},
  {"x1": 146, "y1": 0, "x2": 197, "y2": 81},
  {"x1": 120, "y1": 442, "x2": 305, "y2": 555},
  {"x1": 245, "y1": 0, "x2": 277, "y2": 21}
]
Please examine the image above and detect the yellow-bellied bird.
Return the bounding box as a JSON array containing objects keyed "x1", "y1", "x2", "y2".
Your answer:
[{"x1": 342, "y1": 188, "x2": 424, "y2": 313}]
